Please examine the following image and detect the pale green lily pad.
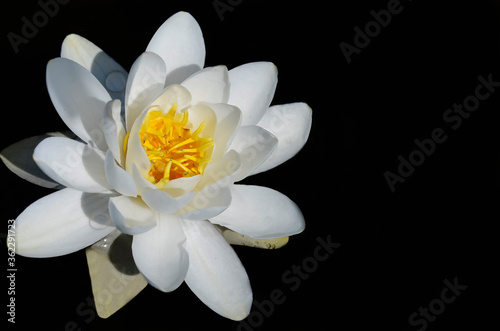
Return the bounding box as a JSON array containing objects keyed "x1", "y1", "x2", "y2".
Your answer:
[
  {"x1": 85, "y1": 231, "x2": 147, "y2": 318},
  {"x1": 216, "y1": 225, "x2": 289, "y2": 249},
  {"x1": 0, "y1": 131, "x2": 75, "y2": 188}
]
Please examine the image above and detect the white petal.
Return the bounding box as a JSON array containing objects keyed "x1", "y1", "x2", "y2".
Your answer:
[
  {"x1": 181, "y1": 65, "x2": 230, "y2": 105},
  {"x1": 0, "y1": 134, "x2": 66, "y2": 189},
  {"x1": 46, "y1": 57, "x2": 112, "y2": 151},
  {"x1": 228, "y1": 125, "x2": 278, "y2": 182},
  {"x1": 196, "y1": 149, "x2": 241, "y2": 191},
  {"x1": 210, "y1": 103, "x2": 242, "y2": 161},
  {"x1": 146, "y1": 12, "x2": 205, "y2": 84},
  {"x1": 183, "y1": 220, "x2": 252, "y2": 321},
  {"x1": 141, "y1": 189, "x2": 194, "y2": 214},
  {"x1": 108, "y1": 196, "x2": 156, "y2": 235},
  {"x1": 228, "y1": 62, "x2": 278, "y2": 125},
  {"x1": 104, "y1": 150, "x2": 137, "y2": 197},
  {"x1": 210, "y1": 185, "x2": 305, "y2": 239},
  {"x1": 178, "y1": 186, "x2": 231, "y2": 221},
  {"x1": 162, "y1": 175, "x2": 201, "y2": 197},
  {"x1": 125, "y1": 52, "x2": 167, "y2": 132},
  {"x1": 130, "y1": 164, "x2": 156, "y2": 195},
  {"x1": 103, "y1": 99, "x2": 126, "y2": 165},
  {"x1": 34, "y1": 137, "x2": 111, "y2": 193},
  {"x1": 185, "y1": 104, "x2": 217, "y2": 141},
  {"x1": 149, "y1": 84, "x2": 192, "y2": 113},
  {"x1": 125, "y1": 110, "x2": 150, "y2": 177},
  {"x1": 132, "y1": 215, "x2": 188, "y2": 292},
  {"x1": 253, "y1": 102, "x2": 312, "y2": 174},
  {"x1": 61, "y1": 34, "x2": 128, "y2": 102},
  {"x1": 15, "y1": 188, "x2": 115, "y2": 257}
]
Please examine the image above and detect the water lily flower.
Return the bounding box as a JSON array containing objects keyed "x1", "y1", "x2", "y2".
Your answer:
[{"x1": 2, "y1": 12, "x2": 312, "y2": 320}]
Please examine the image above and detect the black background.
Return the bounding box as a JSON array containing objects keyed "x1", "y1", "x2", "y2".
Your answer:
[{"x1": 1, "y1": 0, "x2": 498, "y2": 330}]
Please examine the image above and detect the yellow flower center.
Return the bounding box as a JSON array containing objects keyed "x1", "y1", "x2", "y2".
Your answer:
[{"x1": 137, "y1": 104, "x2": 214, "y2": 187}]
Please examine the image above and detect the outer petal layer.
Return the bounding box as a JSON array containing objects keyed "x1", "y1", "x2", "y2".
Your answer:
[
  {"x1": 61, "y1": 34, "x2": 128, "y2": 103},
  {"x1": 46, "y1": 58, "x2": 112, "y2": 151},
  {"x1": 34, "y1": 137, "x2": 111, "y2": 193},
  {"x1": 132, "y1": 215, "x2": 188, "y2": 292},
  {"x1": 228, "y1": 125, "x2": 278, "y2": 182},
  {"x1": 183, "y1": 220, "x2": 252, "y2": 321},
  {"x1": 15, "y1": 188, "x2": 115, "y2": 258},
  {"x1": 228, "y1": 62, "x2": 278, "y2": 125},
  {"x1": 146, "y1": 12, "x2": 205, "y2": 84},
  {"x1": 210, "y1": 185, "x2": 305, "y2": 239},
  {"x1": 253, "y1": 102, "x2": 312, "y2": 174}
]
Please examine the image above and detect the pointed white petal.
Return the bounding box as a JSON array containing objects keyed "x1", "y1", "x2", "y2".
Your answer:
[
  {"x1": 253, "y1": 102, "x2": 312, "y2": 174},
  {"x1": 210, "y1": 103, "x2": 242, "y2": 162},
  {"x1": 103, "y1": 99, "x2": 126, "y2": 165},
  {"x1": 181, "y1": 65, "x2": 230, "y2": 105},
  {"x1": 146, "y1": 12, "x2": 205, "y2": 84},
  {"x1": 228, "y1": 125, "x2": 278, "y2": 182},
  {"x1": 183, "y1": 220, "x2": 252, "y2": 321},
  {"x1": 210, "y1": 185, "x2": 305, "y2": 239},
  {"x1": 141, "y1": 189, "x2": 194, "y2": 214},
  {"x1": 46, "y1": 57, "x2": 111, "y2": 150},
  {"x1": 130, "y1": 164, "x2": 156, "y2": 195},
  {"x1": 228, "y1": 62, "x2": 278, "y2": 125},
  {"x1": 149, "y1": 84, "x2": 192, "y2": 113},
  {"x1": 162, "y1": 175, "x2": 201, "y2": 197},
  {"x1": 178, "y1": 186, "x2": 231, "y2": 221},
  {"x1": 34, "y1": 137, "x2": 111, "y2": 193},
  {"x1": 104, "y1": 150, "x2": 137, "y2": 197},
  {"x1": 196, "y1": 149, "x2": 241, "y2": 191},
  {"x1": 15, "y1": 188, "x2": 115, "y2": 258},
  {"x1": 61, "y1": 34, "x2": 128, "y2": 102},
  {"x1": 125, "y1": 52, "x2": 167, "y2": 132},
  {"x1": 132, "y1": 215, "x2": 188, "y2": 292},
  {"x1": 108, "y1": 195, "x2": 156, "y2": 235},
  {"x1": 186, "y1": 104, "x2": 217, "y2": 138}
]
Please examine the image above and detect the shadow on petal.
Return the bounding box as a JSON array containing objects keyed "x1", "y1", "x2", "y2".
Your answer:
[
  {"x1": 108, "y1": 234, "x2": 140, "y2": 276},
  {"x1": 166, "y1": 64, "x2": 201, "y2": 85},
  {"x1": 81, "y1": 193, "x2": 115, "y2": 230},
  {"x1": 90, "y1": 51, "x2": 128, "y2": 105}
]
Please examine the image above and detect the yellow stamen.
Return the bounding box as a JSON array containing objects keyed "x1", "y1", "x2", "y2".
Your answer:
[
  {"x1": 137, "y1": 104, "x2": 214, "y2": 185},
  {"x1": 123, "y1": 132, "x2": 130, "y2": 155}
]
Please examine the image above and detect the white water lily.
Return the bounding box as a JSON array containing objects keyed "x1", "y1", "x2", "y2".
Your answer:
[{"x1": 3, "y1": 12, "x2": 312, "y2": 320}]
